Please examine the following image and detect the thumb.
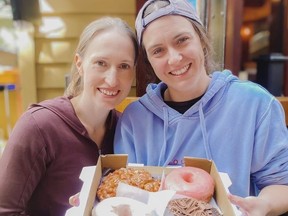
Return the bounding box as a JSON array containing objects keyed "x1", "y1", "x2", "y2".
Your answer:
[
  {"x1": 69, "y1": 193, "x2": 80, "y2": 207},
  {"x1": 228, "y1": 193, "x2": 245, "y2": 206}
]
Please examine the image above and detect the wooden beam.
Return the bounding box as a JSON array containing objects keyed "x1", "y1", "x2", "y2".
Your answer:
[
  {"x1": 277, "y1": 97, "x2": 288, "y2": 125},
  {"x1": 224, "y1": 0, "x2": 243, "y2": 75},
  {"x1": 243, "y1": 0, "x2": 271, "y2": 22},
  {"x1": 284, "y1": 0, "x2": 288, "y2": 96},
  {"x1": 16, "y1": 22, "x2": 37, "y2": 110}
]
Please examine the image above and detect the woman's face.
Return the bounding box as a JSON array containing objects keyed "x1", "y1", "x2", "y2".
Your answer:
[
  {"x1": 142, "y1": 15, "x2": 210, "y2": 101},
  {"x1": 76, "y1": 29, "x2": 135, "y2": 109}
]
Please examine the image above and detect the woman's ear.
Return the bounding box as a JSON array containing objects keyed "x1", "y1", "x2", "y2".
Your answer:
[{"x1": 74, "y1": 53, "x2": 83, "y2": 75}]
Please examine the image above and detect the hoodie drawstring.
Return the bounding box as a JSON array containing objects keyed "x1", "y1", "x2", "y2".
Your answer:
[
  {"x1": 199, "y1": 103, "x2": 212, "y2": 160},
  {"x1": 159, "y1": 103, "x2": 213, "y2": 165},
  {"x1": 158, "y1": 106, "x2": 169, "y2": 166}
]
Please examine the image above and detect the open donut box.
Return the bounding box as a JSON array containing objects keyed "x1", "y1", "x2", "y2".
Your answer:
[{"x1": 65, "y1": 154, "x2": 239, "y2": 216}]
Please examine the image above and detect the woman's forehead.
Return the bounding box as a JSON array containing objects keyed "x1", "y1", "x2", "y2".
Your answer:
[{"x1": 143, "y1": 15, "x2": 195, "y2": 45}]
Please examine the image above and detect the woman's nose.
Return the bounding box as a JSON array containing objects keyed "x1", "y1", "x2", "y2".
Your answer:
[
  {"x1": 105, "y1": 68, "x2": 118, "y2": 87},
  {"x1": 168, "y1": 49, "x2": 182, "y2": 65}
]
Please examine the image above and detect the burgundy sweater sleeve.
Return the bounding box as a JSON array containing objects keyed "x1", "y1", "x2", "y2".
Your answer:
[{"x1": 0, "y1": 112, "x2": 48, "y2": 215}]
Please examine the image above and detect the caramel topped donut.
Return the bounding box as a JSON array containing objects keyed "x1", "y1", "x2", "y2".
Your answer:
[
  {"x1": 164, "y1": 167, "x2": 215, "y2": 202},
  {"x1": 96, "y1": 167, "x2": 160, "y2": 201}
]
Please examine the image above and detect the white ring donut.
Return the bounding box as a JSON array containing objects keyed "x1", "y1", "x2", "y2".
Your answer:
[{"x1": 93, "y1": 197, "x2": 154, "y2": 216}]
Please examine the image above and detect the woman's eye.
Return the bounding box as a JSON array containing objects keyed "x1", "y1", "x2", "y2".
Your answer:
[
  {"x1": 120, "y1": 64, "x2": 131, "y2": 70},
  {"x1": 153, "y1": 48, "x2": 163, "y2": 55},
  {"x1": 96, "y1": 61, "x2": 106, "y2": 66},
  {"x1": 178, "y1": 37, "x2": 189, "y2": 44}
]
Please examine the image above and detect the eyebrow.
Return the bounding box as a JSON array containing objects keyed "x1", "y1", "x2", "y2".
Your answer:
[
  {"x1": 145, "y1": 32, "x2": 191, "y2": 53},
  {"x1": 89, "y1": 55, "x2": 133, "y2": 64},
  {"x1": 146, "y1": 43, "x2": 162, "y2": 53},
  {"x1": 120, "y1": 59, "x2": 134, "y2": 65}
]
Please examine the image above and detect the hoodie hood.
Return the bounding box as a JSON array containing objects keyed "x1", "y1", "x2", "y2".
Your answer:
[
  {"x1": 28, "y1": 96, "x2": 88, "y2": 137},
  {"x1": 139, "y1": 70, "x2": 237, "y2": 161},
  {"x1": 29, "y1": 96, "x2": 118, "y2": 138},
  {"x1": 140, "y1": 70, "x2": 237, "y2": 119}
]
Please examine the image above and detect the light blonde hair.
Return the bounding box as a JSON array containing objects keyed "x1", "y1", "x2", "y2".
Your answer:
[{"x1": 64, "y1": 17, "x2": 138, "y2": 97}]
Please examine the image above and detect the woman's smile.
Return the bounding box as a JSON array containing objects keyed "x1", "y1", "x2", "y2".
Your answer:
[
  {"x1": 169, "y1": 63, "x2": 191, "y2": 76},
  {"x1": 98, "y1": 88, "x2": 120, "y2": 96}
]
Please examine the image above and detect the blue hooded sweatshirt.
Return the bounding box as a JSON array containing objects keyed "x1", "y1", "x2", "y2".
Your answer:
[{"x1": 114, "y1": 70, "x2": 288, "y2": 197}]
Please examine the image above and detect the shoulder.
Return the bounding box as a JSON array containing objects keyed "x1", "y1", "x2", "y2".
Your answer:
[
  {"x1": 118, "y1": 95, "x2": 152, "y2": 122},
  {"x1": 212, "y1": 70, "x2": 273, "y2": 101},
  {"x1": 228, "y1": 79, "x2": 274, "y2": 102},
  {"x1": 28, "y1": 96, "x2": 70, "y2": 111},
  {"x1": 226, "y1": 80, "x2": 284, "y2": 120},
  {"x1": 22, "y1": 97, "x2": 72, "y2": 129},
  {"x1": 209, "y1": 72, "x2": 278, "y2": 113},
  {"x1": 121, "y1": 99, "x2": 143, "y2": 116}
]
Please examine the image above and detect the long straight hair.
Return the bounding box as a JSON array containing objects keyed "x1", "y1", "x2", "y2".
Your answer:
[{"x1": 64, "y1": 17, "x2": 138, "y2": 97}]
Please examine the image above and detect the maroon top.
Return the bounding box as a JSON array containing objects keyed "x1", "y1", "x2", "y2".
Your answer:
[{"x1": 0, "y1": 97, "x2": 118, "y2": 216}]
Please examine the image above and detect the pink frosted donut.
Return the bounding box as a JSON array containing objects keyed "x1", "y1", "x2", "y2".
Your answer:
[{"x1": 164, "y1": 167, "x2": 215, "y2": 202}]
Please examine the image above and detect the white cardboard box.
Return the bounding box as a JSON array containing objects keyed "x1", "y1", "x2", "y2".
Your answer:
[{"x1": 66, "y1": 154, "x2": 238, "y2": 216}]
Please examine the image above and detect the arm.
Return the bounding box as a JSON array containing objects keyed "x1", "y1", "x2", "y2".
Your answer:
[
  {"x1": 229, "y1": 98, "x2": 288, "y2": 216},
  {"x1": 229, "y1": 185, "x2": 288, "y2": 216},
  {"x1": 259, "y1": 185, "x2": 288, "y2": 215},
  {"x1": 0, "y1": 112, "x2": 47, "y2": 215}
]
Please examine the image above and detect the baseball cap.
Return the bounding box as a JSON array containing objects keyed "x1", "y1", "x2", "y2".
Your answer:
[{"x1": 135, "y1": 0, "x2": 203, "y2": 45}]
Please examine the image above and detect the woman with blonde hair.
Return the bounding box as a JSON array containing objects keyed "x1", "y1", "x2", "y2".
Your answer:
[{"x1": 0, "y1": 16, "x2": 138, "y2": 216}]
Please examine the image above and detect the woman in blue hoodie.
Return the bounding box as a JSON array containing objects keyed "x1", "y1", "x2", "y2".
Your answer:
[{"x1": 114, "y1": 0, "x2": 288, "y2": 215}]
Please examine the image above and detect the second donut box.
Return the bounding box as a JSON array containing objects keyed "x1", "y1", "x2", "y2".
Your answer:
[{"x1": 68, "y1": 154, "x2": 239, "y2": 216}]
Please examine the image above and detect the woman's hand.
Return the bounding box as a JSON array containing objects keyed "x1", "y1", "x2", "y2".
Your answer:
[
  {"x1": 69, "y1": 193, "x2": 80, "y2": 207},
  {"x1": 228, "y1": 193, "x2": 271, "y2": 216}
]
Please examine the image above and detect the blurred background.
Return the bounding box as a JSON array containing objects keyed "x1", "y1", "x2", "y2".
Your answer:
[{"x1": 0, "y1": 0, "x2": 287, "y2": 143}]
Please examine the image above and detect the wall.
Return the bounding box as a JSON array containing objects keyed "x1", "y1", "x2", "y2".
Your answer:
[
  {"x1": 19, "y1": 0, "x2": 136, "y2": 108},
  {"x1": 0, "y1": 69, "x2": 21, "y2": 139},
  {"x1": 0, "y1": 13, "x2": 19, "y2": 139},
  {"x1": 0, "y1": 0, "x2": 136, "y2": 139},
  {"x1": 0, "y1": 51, "x2": 17, "y2": 66}
]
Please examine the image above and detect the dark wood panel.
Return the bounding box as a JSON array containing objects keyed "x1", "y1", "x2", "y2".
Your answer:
[
  {"x1": 136, "y1": 0, "x2": 158, "y2": 96},
  {"x1": 224, "y1": 0, "x2": 243, "y2": 75},
  {"x1": 277, "y1": 97, "x2": 288, "y2": 125},
  {"x1": 244, "y1": 0, "x2": 266, "y2": 7},
  {"x1": 243, "y1": 0, "x2": 271, "y2": 22},
  {"x1": 284, "y1": 0, "x2": 288, "y2": 96}
]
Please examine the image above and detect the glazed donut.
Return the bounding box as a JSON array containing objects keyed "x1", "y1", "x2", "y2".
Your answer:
[
  {"x1": 96, "y1": 168, "x2": 160, "y2": 201},
  {"x1": 163, "y1": 167, "x2": 215, "y2": 202}
]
